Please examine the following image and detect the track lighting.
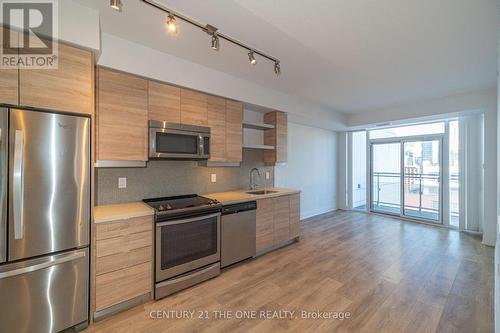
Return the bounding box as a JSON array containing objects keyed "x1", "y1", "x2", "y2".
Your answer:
[
  {"x1": 141, "y1": 0, "x2": 281, "y2": 75},
  {"x1": 248, "y1": 50, "x2": 257, "y2": 65},
  {"x1": 167, "y1": 14, "x2": 177, "y2": 33},
  {"x1": 211, "y1": 34, "x2": 220, "y2": 51},
  {"x1": 110, "y1": 0, "x2": 122, "y2": 11}
]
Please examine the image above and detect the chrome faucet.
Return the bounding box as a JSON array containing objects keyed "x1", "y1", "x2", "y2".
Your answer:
[{"x1": 250, "y1": 168, "x2": 262, "y2": 190}]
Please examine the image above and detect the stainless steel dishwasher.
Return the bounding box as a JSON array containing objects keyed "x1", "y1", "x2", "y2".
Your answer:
[{"x1": 221, "y1": 201, "x2": 257, "y2": 268}]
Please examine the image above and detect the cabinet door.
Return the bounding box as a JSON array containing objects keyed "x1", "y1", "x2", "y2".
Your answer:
[
  {"x1": 207, "y1": 96, "x2": 226, "y2": 162},
  {"x1": 95, "y1": 262, "x2": 151, "y2": 311},
  {"x1": 19, "y1": 42, "x2": 93, "y2": 115},
  {"x1": 0, "y1": 27, "x2": 18, "y2": 105},
  {"x1": 225, "y1": 100, "x2": 243, "y2": 162},
  {"x1": 180, "y1": 89, "x2": 207, "y2": 126},
  {"x1": 273, "y1": 196, "x2": 290, "y2": 244},
  {"x1": 97, "y1": 68, "x2": 148, "y2": 161},
  {"x1": 256, "y1": 198, "x2": 274, "y2": 251},
  {"x1": 289, "y1": 194, "x2": 300, "y2": 238},
  {"x1": 264, "y1": 111, "x2": 288, "y2": 163},
  {"x1": 148, "y1": 81, "x2": 180, "y2": 123}
]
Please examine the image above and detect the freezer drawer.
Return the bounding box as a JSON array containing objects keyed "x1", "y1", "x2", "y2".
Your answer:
[{"x1": 0, "y1": 248, "x2": 89, "y2": 333}]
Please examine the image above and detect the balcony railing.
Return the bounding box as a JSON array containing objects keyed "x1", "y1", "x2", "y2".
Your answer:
[{"x1": 372, "y1": 171, "x2": 459, "y2": 220}]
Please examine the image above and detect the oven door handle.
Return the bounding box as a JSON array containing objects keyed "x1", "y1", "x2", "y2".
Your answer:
[
  {"x1": 156, "y1": 212, "x2": 221, "y2": 227},
  {"x1": 198, "y1": 135, "x2": 204, "y2": 157}
]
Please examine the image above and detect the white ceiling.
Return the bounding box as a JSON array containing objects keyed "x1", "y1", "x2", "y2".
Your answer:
[{"x1": 79, "y1": 0, "x2": 498, "y2": 114}]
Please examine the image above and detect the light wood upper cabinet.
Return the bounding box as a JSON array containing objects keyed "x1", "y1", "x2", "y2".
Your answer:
[
  {"x1": 96, "y1": 67, "x2": 148, "y2": 161},
  {"x1": 0, "y1": 27, "x2": 18, "y2": 105},
  {"x1": 180, "y1": 89, "x2": 208, "y2": 126},
  {"x1": 19, "y1": 42, "x2": 93, "y2": 115},
  {"x1": 225, "y1": 100, "x2": 243, "y2": 162},
  {"x1": 289, "y1": 194, "x2": 300, "y2": 239},
  {"x1": 256, "y1": 198, "x2": 274, "y2": 251},
  {"x1": 264, "y1": 111, "x2": 287, "y2": 164},
  {"x1": 148, "y1": 81, "x2": 180, "y2": 123},
  {"x1": 207, "y1": 96, "x2": 226, "y2": 162}
]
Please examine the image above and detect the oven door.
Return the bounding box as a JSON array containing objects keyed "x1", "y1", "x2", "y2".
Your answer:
[
  {"x1": 156, "y1": 212, "x2": 220, "y2": 282},
  {"x1": 150, "y1": 127, "x2": 203, "y2": 159}
]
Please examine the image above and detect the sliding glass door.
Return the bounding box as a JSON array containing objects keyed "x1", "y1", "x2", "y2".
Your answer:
[
  {"x1": 371, "y1": 142, "x2": 401, "y2": 215},
  {"x1": 402, "y1": 140, "x2": 441, "y2": 222},
  {"x1": 370, "y1": 137, "x2": 442, "y2": 223}
]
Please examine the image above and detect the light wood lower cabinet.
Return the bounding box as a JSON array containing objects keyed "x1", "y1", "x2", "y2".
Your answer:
[
  {"x1": 273, "y1": 196, "x2": 290, "y2": 243},
  {"x1": 289, "y1": 194, "x2": 300, "y2": 238},
  {"x1": 256, "y1": 194, "x2": 300, "y2": 252},
  {"x1": 256, "y1": 198, "x2": 274, "y2": 251},
  {"x1": 95, "y1": 262, "x2": 151, "y2": 312},
  {"x1": 94, "y1": 215, "x2": 153, "y2": 313}
]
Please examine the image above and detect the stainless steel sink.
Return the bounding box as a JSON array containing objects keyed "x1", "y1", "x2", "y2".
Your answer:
[{"x1": 246, "y1": 190, "x2": 279, "y2": 195}]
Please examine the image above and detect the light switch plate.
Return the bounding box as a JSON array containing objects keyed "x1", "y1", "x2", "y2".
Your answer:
[
  {"x1": 211, "y1": 174, "x2": 217, "y2": 183},
  {"x1": 118, "y1": 177, "x2": 127, "y2": 189},
  {"x1": 265, "y1": 171, "x2": 270, "y2": 180}
]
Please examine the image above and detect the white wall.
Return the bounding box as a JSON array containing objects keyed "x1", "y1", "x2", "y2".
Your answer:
[
  {"x1": 348, "y1": 88, "x2": 496, "y2": 128},
  {"x1": 337, "y1": 132, "x2": 348, "y2": 210},
  {"x1": 0, "y1": 0, "x2": 100, "y2": 51},
  {"x1": 58, "y1": 0, "x2": 100, "y2": 51},
  {"x1": 274, "y1": 123, "x2": 338, "y2": 219},
  {"x1": 351, "y1": 132, "x2": 367, "y2": 208},
  {"x1": 97, "y1": 33, "x2": 346, "y2": 132}
]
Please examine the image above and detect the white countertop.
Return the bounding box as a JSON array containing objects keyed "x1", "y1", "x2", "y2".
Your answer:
[
  {"x1": 94, "y1": 202, "x2": 154, "y2": 223},
  {"x1": 94, "y1": 188, "x2": 300, "y2": 223},
  {"x1": 204, "y1": 188, "x2": 300, "y2": 205}
]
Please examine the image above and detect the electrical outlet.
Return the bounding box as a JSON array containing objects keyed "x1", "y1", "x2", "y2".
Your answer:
[
  {"x1": 211, "y1": 174, "x2": 217, "y2": 183},
  {"x1": 118, "y1": 177, "x2": 127, "y2": 189},
  {"x1": 265, "y1": 171, "x2": 270, "y2": 180}
]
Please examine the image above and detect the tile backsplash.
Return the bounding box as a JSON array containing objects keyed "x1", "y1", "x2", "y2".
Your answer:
[{"x1": 95, "y1": 150, "x2": 274, "y2": 205}]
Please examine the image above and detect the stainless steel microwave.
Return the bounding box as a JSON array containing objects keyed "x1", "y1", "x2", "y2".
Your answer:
[{"x1": 149, "y1": 121, "x2": 211, "y2": 159}]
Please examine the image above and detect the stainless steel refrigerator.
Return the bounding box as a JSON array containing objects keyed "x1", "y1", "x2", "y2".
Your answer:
[{"x1": 0, "y1": 108, "x2": 90, "y2": 333}]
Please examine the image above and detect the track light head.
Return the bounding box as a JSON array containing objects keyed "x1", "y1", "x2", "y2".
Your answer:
[
  {"x1": 110, "y1": 0, "x2": 122, "y2": 11},
  {"x1": 248, "y1": 50, "x2": 257, "y2": 65},
  {"x1": 274, "y1": 61, "x2": 281, "y2": 75},
  {"x1": 211, "y1": 34, "x2": 220, "y2": 51},
  {"x1": 167, "y1": 14, "x2": 177, "y2": 33}
]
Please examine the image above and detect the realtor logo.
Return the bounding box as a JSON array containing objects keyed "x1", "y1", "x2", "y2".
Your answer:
[{"x1": 1, "y1": 0, "x2": 58, "y2": 69}]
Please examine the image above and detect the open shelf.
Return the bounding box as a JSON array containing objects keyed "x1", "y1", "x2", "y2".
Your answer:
[
  {"x1": 242, "y1": 143, "x2": 275, "y2": 150},
  {"x1": 242, "y1": 121, "x2": 275, "y2": 130}
]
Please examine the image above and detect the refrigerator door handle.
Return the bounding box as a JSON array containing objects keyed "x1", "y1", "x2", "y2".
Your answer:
[
  {"x1": 0, "y1": 251, "x2": 86, "y2": 279},
  {"x1": 13, "y1": 129, "x2": 24, "y2": 240}
]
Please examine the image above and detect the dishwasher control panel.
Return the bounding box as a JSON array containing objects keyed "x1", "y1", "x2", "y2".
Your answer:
[{"x1": 221, "y1": 201, "x2": 257, "y2": 215}]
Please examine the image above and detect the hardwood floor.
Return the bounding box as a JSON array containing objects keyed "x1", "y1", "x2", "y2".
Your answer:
[{"x1": 84, "y1": 210, "x2": 494, "y2": 333}]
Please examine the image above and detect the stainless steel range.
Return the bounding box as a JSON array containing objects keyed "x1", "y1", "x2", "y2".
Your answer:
[{"x1": 143, "y1": 195, "x2": 222, "y2": 299}]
